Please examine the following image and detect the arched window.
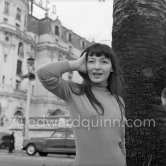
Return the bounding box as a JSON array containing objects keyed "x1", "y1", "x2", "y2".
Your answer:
[
  {"x1": 49, "y1": 109, "x2": 65, "y2": 116},
  {"x1": 81, "y1": 40, "x2": 86, "y2": 49},
  {"x1": 14, "y1": 110, "x2": 24, "y2": 117},
  {"x1": 68, "y1": 33, "x2": 72, "y2": 42},
  {"x1": 5, "y1": 36, "x2": 9, "y2": 42},
  {"x1": 2, "y1": 76, "x2": 5, "y2": 84},
  {"x1": 18, "y1": 42, "x2": 24, "y2": 58},
  {"x1": 58, "y1": 55, "x2": 63, "y2": 61},
  {"x1": 4, "y1": 54, "x2": 7, "y2": 62},
  {"x1": 16, "y1": 59, "x2": 22, "y2": 76},
  {"x1": 4, "y1": 2, "x2": 9, "y2": 15},
  {"x1": 13, "y1": 109, "x2": 24, "y2": 125},
  {"x1": 24, "y1": 15, "x2": 27, "y2": 27},
  {"x1": 13, "y1": 109, "x2": 25, "y2": 124},
  {"x1": 16, "y1": 7, "x2": 21, "y2": 21},
  {"x1": 55, "y1": 25, "x2": 60, "y2": 36}
]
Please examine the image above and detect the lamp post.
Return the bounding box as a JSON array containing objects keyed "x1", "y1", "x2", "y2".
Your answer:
[{"x1": 22, "y1": 57, "x2": 35, "y2": 139}]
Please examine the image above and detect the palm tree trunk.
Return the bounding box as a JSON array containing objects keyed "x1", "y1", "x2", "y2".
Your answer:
[{"x1": 112, "y1": 0, "x2": 166, "y2": 165}]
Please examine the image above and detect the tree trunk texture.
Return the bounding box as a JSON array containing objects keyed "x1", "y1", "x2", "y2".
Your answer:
[{"x1": 112, "y1": 0, "x2": 166, "y2": 165}]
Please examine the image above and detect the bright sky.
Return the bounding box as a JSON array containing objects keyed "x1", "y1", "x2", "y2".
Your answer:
[{"x1": 32, "y1": 0, "x2": 114, "y2": 45}]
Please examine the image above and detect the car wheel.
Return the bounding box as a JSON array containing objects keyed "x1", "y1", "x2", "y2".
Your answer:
[
  {"x1": 38, "y1": 152, "x2": 48, "y2": 157},
  {"x1": 26, "y1": 144, "x2": 37, "y2": 156},
  {"x1": 67, "y1": 153, "x2": 75, "y2": 157},
  {"x1": 0, "y1": 143, "x2": 6, "y2": 149}
]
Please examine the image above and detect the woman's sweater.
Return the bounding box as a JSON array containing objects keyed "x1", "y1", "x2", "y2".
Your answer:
[{"x1": 36, "y1": 61, "x2": 127, "y2": 166}]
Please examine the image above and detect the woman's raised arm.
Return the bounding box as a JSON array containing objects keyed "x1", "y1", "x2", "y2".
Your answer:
[
  {"x1": 37, "y1": 60, "x2": 73, "y2": 102},
  {"x1": 36, "y1": 53, "x2": 86, "y2": 102}
]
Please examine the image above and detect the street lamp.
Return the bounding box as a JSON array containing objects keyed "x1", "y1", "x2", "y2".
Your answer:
[
  {"x1": 22, "y1": 57, "x2": 35, "y2": 139},
  {"x1": 27, "y1": 57, "x2": 35, "y2": 81}
]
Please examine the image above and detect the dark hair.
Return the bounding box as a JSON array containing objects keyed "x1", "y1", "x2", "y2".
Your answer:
[
  {"x1": 161, "y1": 88, "x2": 166, "y2": 98},
  {"x1": 71, "y1": 43, "x2": 125, "y2": 119}
]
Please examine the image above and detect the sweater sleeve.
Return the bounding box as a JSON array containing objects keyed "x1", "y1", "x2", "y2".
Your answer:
[{"x1": 36, "y1": 61, "x2": 72, "y2": 102}]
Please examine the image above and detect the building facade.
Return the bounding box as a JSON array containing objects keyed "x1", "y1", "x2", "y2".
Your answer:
[{"x1": 0, "y1": 0, "x2": 92, "y2": 148}]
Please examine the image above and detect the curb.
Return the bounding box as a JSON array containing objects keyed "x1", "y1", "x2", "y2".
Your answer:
[
  {"x1": 0, "y1": 150, "x2": 75, "y2": 158},
  {"x1": 0, "y1": 149, "x2": 25, "y2": 155}
]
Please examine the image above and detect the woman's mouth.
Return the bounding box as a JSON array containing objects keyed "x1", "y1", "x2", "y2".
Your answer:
[{"x1": 92, "y1": 73, "x2": 102, "y2": 77}]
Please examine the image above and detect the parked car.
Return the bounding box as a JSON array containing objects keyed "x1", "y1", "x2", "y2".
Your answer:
[
  {"x1": 22, "y1": 128, "x2": 76, "y2": 156},
  {"x1": 0, "y1": 132, "x2": 10, "y2": 149}
]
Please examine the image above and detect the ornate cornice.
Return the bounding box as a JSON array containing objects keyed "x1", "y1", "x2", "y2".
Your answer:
[{"x1": 0, "y1": 25, "x2": 36, "y2": 46}]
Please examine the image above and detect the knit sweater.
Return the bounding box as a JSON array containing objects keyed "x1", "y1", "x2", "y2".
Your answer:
[{"x1": 36, "y1": 61, "x2": 127, "y2": 166}]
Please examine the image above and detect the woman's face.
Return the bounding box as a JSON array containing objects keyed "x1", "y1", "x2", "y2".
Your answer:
[{"x1": 87, "y1": 54, "x2": 113, "y2": 84}]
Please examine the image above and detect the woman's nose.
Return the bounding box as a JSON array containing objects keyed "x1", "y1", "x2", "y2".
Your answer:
[{"x1": 94, "y1": 61, "x2": 101, "y2": 69}]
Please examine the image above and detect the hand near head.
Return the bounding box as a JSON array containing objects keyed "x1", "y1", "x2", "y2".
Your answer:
[
  {"x1": 77, "y1": 53, "x2": 87, "y2": 73},
  {"x1": 69, "y1": 52, "x2": 87, "y2": 73}
]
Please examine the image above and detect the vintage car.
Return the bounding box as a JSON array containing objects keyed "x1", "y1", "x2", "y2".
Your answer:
[
  {"x1": 0, "y1": 132, "x2": 10, "y2": 149},
  {"x1": 22, "y1": 128, "x2": 76, "y2": 156}
]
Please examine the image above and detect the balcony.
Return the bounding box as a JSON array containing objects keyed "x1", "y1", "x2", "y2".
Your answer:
[{"x1": 0, "y1": 23, "x2": 34, "y2": 42}]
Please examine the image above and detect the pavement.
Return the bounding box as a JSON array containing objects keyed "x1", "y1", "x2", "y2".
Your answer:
[
  {"x1": 0, "y1": 148, "x2": 25, "y2": 155},
  {"x1": 0, "y1": 148, "x2": 75, "y2": 159}
]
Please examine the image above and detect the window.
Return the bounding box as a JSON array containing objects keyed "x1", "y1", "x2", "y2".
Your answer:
[
  {"x1": 67, "y1": 133, "x2": 74, "y2": 138},
  {"x1": 16, "y1": 23, "x2": 20, "y2": 29},
  {"x1": 3, "y1": 18, "x2": 8, "y2": 23},
  {"x1": 4, "y1": 2, "x2": 9, "y2": 15},
  {"x1": 16, "y1": 60, "x2": 22, "y2": 75},
  {"x1": 69, "y1": 45, "x2": 72, "y2": 52},
  {"x1": 18, "y1": 42, "x2": 24, "y2": 57},
  {"x1": 16, "y1": 80, "x2": 21, "y2": 90},
  {"x1": 16, "y1": 7, "x2": 21, "y2": 21},
  {"x1": 68, "y1": 33, "x2": 72, "y2": 42},
  {"x1": 14, "y1": 110, "x2": 24, "y2": 117},
  {"x1": 55, "y1": 25, "x2": 60, "y2": 36},
  {"x1": 52, "y1": 132, "x2": 65, "y2": 138},
  {"x1": 13, "y1": 110, "x2": 24, "y2": 124},
  {"x1": 32, "y1": 85, "x2": 35, "y2": 96},
  {"x1": 55, "y1": 39, "x2": 59, "y2": 43},
  {"x1": 4, "y1": 54, "x2": 7, "y2": 62},
  {"x1": 24, "y1": 15, "x2": 26, "y2": 27},
  {"x1": 58, "y1": 55, "x2": 63, "y2": 61},
  {"x1": 81, "y1": 41, "x2": 85, "y2": 49},
  {"x1": 5, "y1": 36, "x2": 9, "y2": 42},
  {"x1": 49, "y1": 109, "x2": 64, "y2": 116},
  {"x1": 2, "y1": 76, "x2": 5, "y2": 84}
]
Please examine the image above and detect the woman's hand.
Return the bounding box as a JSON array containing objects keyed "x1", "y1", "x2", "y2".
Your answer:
[
  {"x1": 69, "y1": 53, "x2": 87, "y2": 73},
  {"x1": 77, "y1": 53, "x2": 87, "y2": 73}
]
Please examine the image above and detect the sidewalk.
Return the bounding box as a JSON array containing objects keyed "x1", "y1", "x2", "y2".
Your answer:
[
  {"x1": 0, "y1": 149, "x2": 25, "y2": 155},
  {"x1": 0, "y1": 149, "x2": 75, "y2": 158}
]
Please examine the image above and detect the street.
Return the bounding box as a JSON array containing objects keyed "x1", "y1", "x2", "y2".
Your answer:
[{"x1": 0, "y1": 152, "x2": 74, "y2": 166}]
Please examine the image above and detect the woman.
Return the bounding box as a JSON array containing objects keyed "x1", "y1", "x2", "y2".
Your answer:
[{"x1": 37, "y1": 43, "x2": 127, "y2": 166}]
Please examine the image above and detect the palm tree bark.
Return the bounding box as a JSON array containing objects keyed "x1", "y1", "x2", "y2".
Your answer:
[{"x1": 112, "y1": 0, "x2": 166, "y2": 165}]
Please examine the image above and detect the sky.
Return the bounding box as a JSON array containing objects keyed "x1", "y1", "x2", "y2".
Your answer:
[{"x1": 32, "y1": 0, "x2": 114, "y2": 45}]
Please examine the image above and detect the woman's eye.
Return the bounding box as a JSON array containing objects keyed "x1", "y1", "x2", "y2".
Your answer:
[
  {"x1": 102, "y1": 61, "x2": 108, "y2": 64},
  {"x1": 88, "y1": 60, "x2": 95, "y2": 63}
]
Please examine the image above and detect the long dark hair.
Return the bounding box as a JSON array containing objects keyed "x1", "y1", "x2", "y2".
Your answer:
[{"x1": 71, "y1": 43, "x2": 125, "y2": 119}]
